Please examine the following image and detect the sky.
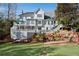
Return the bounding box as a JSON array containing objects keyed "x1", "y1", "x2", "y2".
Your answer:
[
  {"x1": 0, "y1": 3, "x2": 57, "y2": 15},
  {"x1": 17, "y1": 3, "x2": 57, "y2": 15}
]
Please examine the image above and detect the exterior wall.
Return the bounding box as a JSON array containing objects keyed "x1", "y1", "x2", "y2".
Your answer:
[
  {"x1": 26, "y1": 20, "x2": 36, "y2": 26},
  {"x1": 11, "y1": 26, "x2": 17, "y2": 40},
  {"x1": 27, "y1": 32, "x2": 35, "y2": 39},
  {"x1": 11, "y1": 18, "x2": 58, "y2": 40},
  {"x1": 34, "y1": 14, "x2": 37, "y2": 19},
  {"x1": 11, "y1": 9, "x2": 60, "y2": 40},
  {"x1": 37, "y1": 19, "x2": 43, "y2": 26},
  {"x1": 16, "y1": 31, "x2": 27, "y2": 40},
  {"x1": 41, "y1": 19, "x2": 57, "y2": 32},
  {"x1": 11, "y1": 22, "x2": 28, "y2": 40}
]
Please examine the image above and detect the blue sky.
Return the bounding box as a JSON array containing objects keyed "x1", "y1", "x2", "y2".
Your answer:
[
  {"x1": 17, "y1": 3, "x2": 57, "y2": 15},
  {"x1": 0, "y1": 3, "x2": 57, "y2": 15}
]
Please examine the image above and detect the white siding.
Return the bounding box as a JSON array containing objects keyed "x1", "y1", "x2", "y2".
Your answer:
[
  {"x1": 34, "y1": 9, "x2": 44, "y2": 19},
  {"x1": 11, "y1": 9, "x2": 60, "y2": 40}
]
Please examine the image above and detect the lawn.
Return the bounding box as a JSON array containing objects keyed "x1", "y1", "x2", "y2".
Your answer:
[{"x1": 0, "y1": 42, "x2": 79, "y2": 56}]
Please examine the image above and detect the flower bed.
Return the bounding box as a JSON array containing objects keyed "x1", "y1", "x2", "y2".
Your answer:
[
  {"x1": 45, "y1": 30, "x2": 79, "y2": 43},
  {"x1": 31, "y1": 30, "x2": 79, "y2": 43}
]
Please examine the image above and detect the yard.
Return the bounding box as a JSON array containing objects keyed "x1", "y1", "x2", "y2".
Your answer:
[{"x1": 0, "y1": 42, "x2": 79, "y2": 56}]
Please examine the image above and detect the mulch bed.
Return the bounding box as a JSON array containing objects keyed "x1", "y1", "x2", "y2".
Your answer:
[{"x1": 44, "y1": 40, "x2": 69, "y2": 45}]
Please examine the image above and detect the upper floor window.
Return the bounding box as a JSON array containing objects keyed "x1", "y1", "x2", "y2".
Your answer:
[
  {"x1": 20, "y1": 26, "x2": 25, "y2": 30},
  {"x1": 17, "y1": 26, "x2": 19, "y2": 30},
  {"x1": 54, "y1": 21, "x2": 55, "y2": 24},
  {"x1": 43, "y1": 21, "x2": 46, "y2": 25},
  {"x1": 38, "y1": 27, "x2": 41, "y2": 30},
  {"x1": 17, "y1": 25, "x2": 25, "y2": 30},
  {"x1": 51, "y1": 21, "x2": 53, "y2": 25},
  {"x1": 38, "y1": 21, "x2": 41, "y2": 24},
  {"x1": 27, "y1": 17, "x2": 31, "y2": 19},
  {"x1": 37, "y1": 14, "x2": 42, "y2": 17},
  {"x1": 31, "y1": 20, "x2": 35, "y2": 24},
  {"x1": 27, "y1": 20, "x2": 30, "y2": 24}
]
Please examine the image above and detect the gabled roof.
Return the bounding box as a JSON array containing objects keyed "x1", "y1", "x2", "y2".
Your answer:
[
  {"x1": 35, "y1": 8, "x2": 41, "y2": 14},
  {"x1": 19, "y1": 8, "x2": 55, "y2": 19}
]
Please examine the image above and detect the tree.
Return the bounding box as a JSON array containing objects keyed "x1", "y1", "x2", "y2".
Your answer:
[
  {"x1": 0, "y1": 3, "x2": 16, "y2": 40},
  {"x1": 0, "y1": 19, "x2": 14, "y2": 40},
  {"x1": 8, "y1": 3, "x2": 17, "y2": 20},
  {"x1": 55, "y1": 3, "x2": 78, "y2": 27}
]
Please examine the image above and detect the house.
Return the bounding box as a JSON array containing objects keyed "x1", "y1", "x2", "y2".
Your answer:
[{"x1": 10, "y1": 8, "x2": 62, "y2": 40}]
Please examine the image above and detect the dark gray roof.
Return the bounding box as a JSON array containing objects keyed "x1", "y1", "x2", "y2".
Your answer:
[
  {"x1": 19, "y1": 12, "x2": 34, "y2": 19},
  {"x1": 45, "y1": 11, "x2": 55, "y2": 18},
  {"x1": 19, "y1": 8, "x2": 41, "y2": 16},
  {"x1": 19, "y1": 12, "x2": 34, "y2": 16},
  {"x1": 19, "y1": 9, "x2": 55, "y2": 19}
]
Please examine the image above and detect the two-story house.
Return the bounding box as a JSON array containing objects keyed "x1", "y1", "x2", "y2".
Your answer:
[{"x1": 10, "y1": 8, "x2": 60, "y2": 40}]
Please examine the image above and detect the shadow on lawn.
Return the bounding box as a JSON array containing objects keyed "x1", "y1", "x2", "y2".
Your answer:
[{"x1": 0, "y1": 43, "x2": 58, "y2": 56}]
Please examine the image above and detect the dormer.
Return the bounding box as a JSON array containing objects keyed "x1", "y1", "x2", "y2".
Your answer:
[{"x1": 34, "y1": 8, "x2": 44, "y2": 19}]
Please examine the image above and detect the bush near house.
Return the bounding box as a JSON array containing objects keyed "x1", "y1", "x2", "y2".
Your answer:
[
  {"x1": 32, "y1": 33, "x2": 49, "y2": 43},
  {"x1": 0, "y1": 19, "x2": 15, "y2": 42}
]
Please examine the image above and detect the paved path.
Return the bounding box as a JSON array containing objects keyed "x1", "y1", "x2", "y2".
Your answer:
[{"x1": 44, "y1": 40, "x2": 69, "y2": 45}]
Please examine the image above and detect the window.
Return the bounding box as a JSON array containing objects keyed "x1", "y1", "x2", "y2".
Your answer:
[
  {"x1": 31, "y1": 20, "x2": 34, "y2": 24},
  {"x1": 43, "y1": 21, "x2": 46, "y2": 25},
  {"x1": 21, "y1": 21, "x2": 25, "y2": 24},
  {"x1": 17, "y1": 26, "x2": 19, "y2": 30},
  {"x1": 31, "y1": 26, "x2": 35, "y2": 30},
  {"x1": 51, "y1": 21, "x2": 53, "y2": 25},
  {"x1": 46, "y1": 27, "x2": 48, "y2": 30},
  {"x1": 26, "y1": 26, "x2": 35, "y2": 30},
  {"x1": 20, "y1": 26, "x2": 24, "y2": 29},
  {"x1": 54, "y1": 21, "x2": 55, "y2": 24},
  {"x1": 38, "y1": 21, "x2": 41, "y2": 24},
  {"x1": 37, "y1": 14, "x2": 42, "y2": 17},
  {"x1": 27, "y1": 17, "x2": 31, "y2": 19},
  {"x1": 27, "y1": 20, "x2": 30, "y2": 24},
  {"x1": 38, "y1": 27, "x2": 41, "y2": 30},
  {"x1": 17, "y1": 25, "x2": 25, "y2": 30}
]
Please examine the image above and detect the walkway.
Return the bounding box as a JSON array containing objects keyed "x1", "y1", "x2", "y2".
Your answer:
[{"x1": 44, "y1": 40, "x2": 69, "y2": 45}]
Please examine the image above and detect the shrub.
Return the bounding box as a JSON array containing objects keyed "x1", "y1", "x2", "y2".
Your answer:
[{"x1": 32, "y1": 33, "x2": 49, "y2": 42}]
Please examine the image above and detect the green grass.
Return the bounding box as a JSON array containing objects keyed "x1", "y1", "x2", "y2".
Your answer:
[{"x1": 0, "y1": 42, "x2": 79, "y2": 56}]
